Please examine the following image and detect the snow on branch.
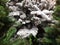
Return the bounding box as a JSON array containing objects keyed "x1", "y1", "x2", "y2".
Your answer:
[{"x1": 6, "y1": 0, "x2": 56, "y2": 38}]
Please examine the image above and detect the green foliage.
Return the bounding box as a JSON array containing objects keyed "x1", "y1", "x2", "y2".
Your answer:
[
  {"x1": 42, "y1": 2, "x2": 60, "y2": 44},
  {"x1": 53, "y1": 5, "x2": 60, "y2": 20},
  {"x1": 0, "y1": 0, "x2": 60, "y2": 45},
  {"x1": 56, "y1": 0, "x2": 60, "y2": 5},
  {"x1": 0, "y1": 30, "x2": 34, "y2": 45},
  {"x1": 0, "y1": 5, "x2": 9, "y2": 18},
  {"x1": 0, "y1": 27, "x2": 16, "y2": 45},
  {"x1": 0, "y1": 0, "x2": 9, "y2": 18},
  {"x1": 0, "y1": 0, "x2": 13, "y2": 37},
  {"x1": 0, "y1": 0, "x2": 8, "y2": 6},
  {"x1": 3, "y1": 27, "x2": 16, "y2": 42},
  {"x1": 0, "y1": 22, "x2": 4, "y2": 30}
]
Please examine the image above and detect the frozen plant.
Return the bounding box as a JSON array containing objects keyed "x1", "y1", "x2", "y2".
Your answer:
[{"x1": 6, "y1": 0, "x2": 56, "y2": 38}]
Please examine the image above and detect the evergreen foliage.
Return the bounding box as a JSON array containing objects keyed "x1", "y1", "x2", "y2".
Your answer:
[{"x1": 0, "y1": 0, "x2": 60, "y2": 45}]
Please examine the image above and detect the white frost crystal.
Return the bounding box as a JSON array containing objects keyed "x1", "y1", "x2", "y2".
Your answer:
[
  {"x1": 9, "y1": 6, "x2": 19, "y2": 11},
  {"x1": 18, "y1": 19, "x2": 23, "y2": 22},
  {"x1": 16, "y1": 3, "x2": 23, "y2": 7},
  {"x1": 42, "y1": 9, "x2": 53, "y2": 14},
  {"x1": 22, "y1": 21, "x2": 26, "y2": 24},
  {"x1": 9, "y1": 11, "x2": 20, "y2": 16},
  {"x1": 20, "y1": 14, "x2": 26, "y2": 19},
  {"x1": 31, "y1": 11, "x2": 52, "y2": 21},
  {"x1": 25, "y1": 20, "x2": 30, "y2": 23},
  {"x1": 7, "y1": 0, "x2": 56, "y2": 38},
  {"x1": 17, "y1": 27, "x2": 38, "y2": 38}
]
